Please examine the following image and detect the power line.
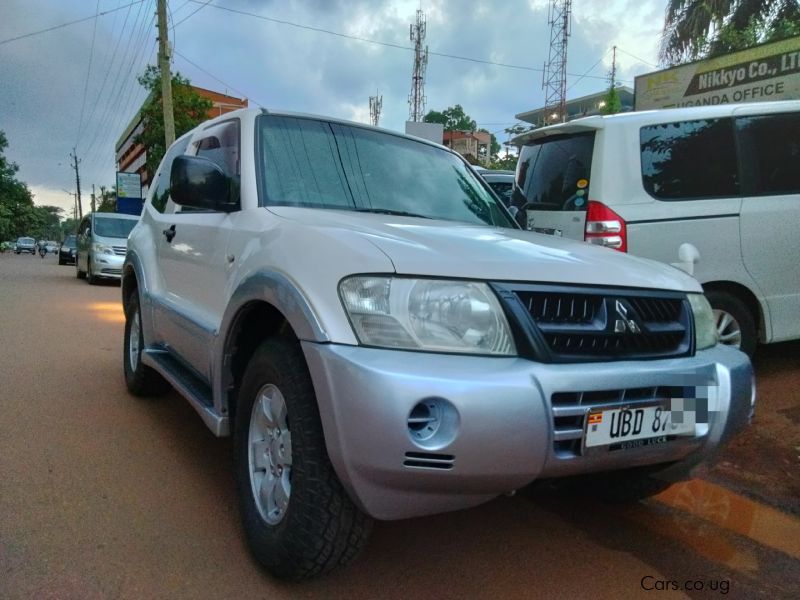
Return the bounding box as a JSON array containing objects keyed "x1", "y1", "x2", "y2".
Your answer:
[
  {"x1": 80, "y1": 0, "x2": 152, "y2": 170},
  {"x1": 186, "y1": 0, "x2": 621, "y2": 82},
  {"x1": 0, "y1": 0, "x2": 146, "y2": 46},
  {"x1": 173, "y1": 49, "x2": 262, "y2": 106},
  {"x1": 615, "y1": 46, "x2": 659, "y2": 68},
  {"x1": 173, "y1": 0, "x2": 214, "y2": 29},
  {"x1": 76, "y1": 0, "x2": 102, "y2": 147}
]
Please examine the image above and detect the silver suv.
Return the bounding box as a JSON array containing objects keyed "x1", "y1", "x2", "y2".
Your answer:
[
  {"x1": 76, "y1": 212, "x2": 139, "y2": 284},
  {"x1": 123, "y1": 108, "x2": 754, "y2": 580}
]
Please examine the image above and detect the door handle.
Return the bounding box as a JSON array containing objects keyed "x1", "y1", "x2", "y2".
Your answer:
[{"x1": 163, "y1": 225, "x2": 176, "y2": 243}]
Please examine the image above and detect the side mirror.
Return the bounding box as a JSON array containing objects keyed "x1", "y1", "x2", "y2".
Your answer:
[
  {"x1": 507, "y1": 205, "x2": 527, "y2": 229},
  {"x1": 170, "y1": 155, "x2": 238, "y2": 212}
]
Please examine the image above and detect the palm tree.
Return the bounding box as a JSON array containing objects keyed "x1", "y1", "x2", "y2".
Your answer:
[{"x1": 660, "y1": 0, "x2": 800, "y2": 65}]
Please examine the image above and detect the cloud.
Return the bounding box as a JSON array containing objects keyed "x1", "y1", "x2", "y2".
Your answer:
[{"x1": 1, "y1": 0, "x2": 665, "y2": 197}]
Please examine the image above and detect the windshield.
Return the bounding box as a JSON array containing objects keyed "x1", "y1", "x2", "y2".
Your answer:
[
  {"x1": 63, "y1": 235, "x2": 76, "y2": 247},
  {"x1": 256, "y1": 115, "x2": 514, "y2": 228},
  {"x1": 513, "y1": 132, "x2": 595, "y2": 211},
  {"x1": 17, "y1": 237, "x2": 34, "y2": 244},
  {"x1": 93, "y1": 217, "x2": 137, "y2": 239}
]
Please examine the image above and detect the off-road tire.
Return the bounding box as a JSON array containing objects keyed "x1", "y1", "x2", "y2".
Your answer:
[
  {"x1": 123, "y1": 294, "x2": 170, "y2": 396},
  {"x1": 705, "y1": 289, "x2": 757, "y2": 357},
  {"x1": 235, "y1": 339, "x2": 372, "y2": 580}
]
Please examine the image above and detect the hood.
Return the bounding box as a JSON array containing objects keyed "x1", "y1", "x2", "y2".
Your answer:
[{"x1": 268, "y1": 207, "x2": 701, "y2": 293}]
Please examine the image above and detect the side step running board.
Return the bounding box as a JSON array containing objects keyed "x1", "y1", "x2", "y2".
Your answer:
[{"x1": 142, "y1": 349, "x2": 230, "y2": 436}]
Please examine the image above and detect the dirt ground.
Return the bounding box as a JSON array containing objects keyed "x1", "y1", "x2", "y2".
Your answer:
[{"x1": 710, "y1": 340, "x2": 800, "y2": 514}]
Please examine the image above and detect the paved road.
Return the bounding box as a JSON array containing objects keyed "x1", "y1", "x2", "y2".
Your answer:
[{"x1": 1, "y1": 253, "x2": 798, "y2": 599}]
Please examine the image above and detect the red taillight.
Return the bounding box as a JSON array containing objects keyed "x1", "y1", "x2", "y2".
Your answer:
[{"x1": 584, "y1": 201, "x2": 627, "y2": 252}]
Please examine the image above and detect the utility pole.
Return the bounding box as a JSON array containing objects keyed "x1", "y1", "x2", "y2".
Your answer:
[
  {"x1": 70, "y1": 148, "x2": 83, "y2": 219},
  {"x1": 610, "y1": 45, "x2": 617, "y2": 89},
  {"x1": 408, "y1": 9, "x2": 428, "y2": 122},
  {"x1": 157, "y1": 0, "x2": 176, "y2": 147},
  {"x1": 369, "y1": 92, "x2": 383, "y2": 127}
]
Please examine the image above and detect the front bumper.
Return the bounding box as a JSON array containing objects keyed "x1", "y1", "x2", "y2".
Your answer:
[
  {"x1": 302, "y1": 342, "x2": 754, "y2": 520},
  {"x1": 91, "y1": 252, "x2": 124, "y2": 278}
]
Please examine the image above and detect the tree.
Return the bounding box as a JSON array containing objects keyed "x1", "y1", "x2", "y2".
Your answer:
[
  {"x1": 424, "y1": 105, "x2": 501, "y2": 161},
  {"x1": 0, "y1": 130, "x2": 37, "y2": 241},
  {"x1": 135, "y1": 65, "x2": 213, "y2": 179},
  {"x1": 423, "y1": 104, "x2": 477, "y2": 131},
  {"x1": 660, "y1": 0, "x2": 800, "y2": 64},
  {"x1": 601, "y1": 86, "x2": 623, "y2": 115}
]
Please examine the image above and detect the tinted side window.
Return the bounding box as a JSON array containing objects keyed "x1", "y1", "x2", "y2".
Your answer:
[
  {"x1": 640, "y1": 119, "x2": 739, "y2": 200},
  {"x1": 736, "y1": 113, "x2": 800, "y2": 196},
  {"x1": 194, "y1": 119, "x2": 240, "y2": 177},
  {"x1": 513, "y1": 132, "x2": 595, "y2": 211},
  {"x1": 150, "y1": 137, "x2": 191, "y2": 213}
]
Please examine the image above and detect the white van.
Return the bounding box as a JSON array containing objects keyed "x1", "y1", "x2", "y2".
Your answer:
[{"x1": 512, "y1": 100, "x2": 800, "y2": 355}]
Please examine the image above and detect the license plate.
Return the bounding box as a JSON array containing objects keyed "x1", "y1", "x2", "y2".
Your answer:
[{"x1": 585, "y1": 405, "x2": 695, "y2": 449}]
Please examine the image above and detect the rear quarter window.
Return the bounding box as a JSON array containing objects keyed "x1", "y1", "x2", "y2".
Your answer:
[
  {"x1": 513, "y1": 132, "x2": 595, "y2": 211},
  {"x1": 640, "y1": 118, "x2": 739, "y2": 200}
]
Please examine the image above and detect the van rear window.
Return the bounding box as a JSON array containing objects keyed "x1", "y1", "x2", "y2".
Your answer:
[{"x1": 513, "y1": 132, "x2": 595, "y2": 211}]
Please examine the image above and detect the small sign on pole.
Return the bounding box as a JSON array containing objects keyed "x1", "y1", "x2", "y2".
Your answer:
[{"x1": 116, "y1": 171, "x2": 143, "y2": 215}]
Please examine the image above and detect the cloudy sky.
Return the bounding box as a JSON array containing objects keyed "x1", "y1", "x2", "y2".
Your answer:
[{"x1": 0, "y1": 0, "x2": 665, "y2": 214}]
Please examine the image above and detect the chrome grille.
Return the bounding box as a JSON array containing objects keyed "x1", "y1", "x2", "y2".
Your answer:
[
  {"x1": 112, "y1": 246, "x2": 126, "y2": 256},
  {"x1": 551, "y1": 386, "x2": 691, "y2": 458},
  {"x1": 493, "y1": 284, "x2": 692, "y2": 363}
]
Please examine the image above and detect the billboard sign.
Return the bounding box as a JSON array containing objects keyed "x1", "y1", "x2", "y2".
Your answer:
[
  {"x1": 635, "y1": 36, "x2": 800, "y2": 111},
  {"x1": 116, "y1": 171, "x2": 142, "y2": 199}
]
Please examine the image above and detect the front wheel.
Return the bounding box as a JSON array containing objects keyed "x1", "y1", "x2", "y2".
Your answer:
[
  {"x1": 235, "y1": 339, "x2": 372, "y2": 580},
  {"x1": 123, "y1": 293, "x2": 170, "y2": 396}
]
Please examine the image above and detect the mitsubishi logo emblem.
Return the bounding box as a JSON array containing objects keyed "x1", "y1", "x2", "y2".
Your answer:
[{"x1": 614, "y1": 300, "x2": 642, "y2": 334}]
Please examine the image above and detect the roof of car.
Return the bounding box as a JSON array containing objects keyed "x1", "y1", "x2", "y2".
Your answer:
[
  {"x1": 513, "y1": 99, "x2": 800, "y2": 145},
  {"x1": 92, "y1": 212, "x2": 139, "y2": 220},
  {"x1": 193, "y1": 107, "x2": 457, "y2": 155}
]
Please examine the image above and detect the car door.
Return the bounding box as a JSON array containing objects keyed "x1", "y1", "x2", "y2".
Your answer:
[
  {"x1": 150, "y1": 119, "x2": 241, "y2": 380},
  {"x1": 735, "y1": 110, "x2": 800, "y2": 343}
]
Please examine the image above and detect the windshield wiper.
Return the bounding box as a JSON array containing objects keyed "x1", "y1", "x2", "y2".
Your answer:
[{"x1": 354, "y1": 208, "x2": 432, "y2": 219}]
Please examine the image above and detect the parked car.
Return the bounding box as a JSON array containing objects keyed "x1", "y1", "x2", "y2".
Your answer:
[
  {"x1": 15, "y1": 237, "x2": 36, "y2": 254},
  {"x1": 76, "y1": 212, "x2": 139, "y2": 284},
  {"x1": 512, "y1": 100, "x2": 800, "y2": 356},
  {"x1": 58, "y1": 234, "x2": 77, "y2": 265},
  {"x1": 1, "y1": 240, "x2": 16, "y2": 252},
  {"x1": 479, "y1": 169, "x2": 515, "y2": 206},
  {"x1": 122, "y1": 108, "x2": 754, "y2": 580},
  {"x1": 44, "y1": 241, "x2": 58, "y2": 254}
]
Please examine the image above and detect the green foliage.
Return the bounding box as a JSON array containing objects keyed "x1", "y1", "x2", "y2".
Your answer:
[
  {"x1": 423, "y1": 104, "x2": 477, "y2": 131},
  {"x1": 661, "y1": 0, "x2": 800, "y2": 65},
  {"x1": 601, "y1": 86, "x2": 623, "y2": 115},
  {"x1": 424, "y1": 105, "x2": 501, "y2": 160},
  {"x1": 135, "y1": 65, "x2": 213, "y2": 178},
  {"x1": 97, "y1": 186, "x2": 117, "y2": 213},
  {"x1": 0, "y1": 130, "x2": 39, "y2": 240},
  {"x1": 490, "y1": 154, "x2": 518, "y2": 170},
  {"x1": 60, "y1": 218, "x2": 79, "y2": 238}
]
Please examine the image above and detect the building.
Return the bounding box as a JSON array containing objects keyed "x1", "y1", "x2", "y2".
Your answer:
[
  {"x1": 115, "y1": 86, "x2": 248, "y2": 193},
  {"x1": 515, "y1": 86, "x2": 634, "y2": 128},
  {"x1": 442, "y1": 129, "x2": 492, "y2": 166}
]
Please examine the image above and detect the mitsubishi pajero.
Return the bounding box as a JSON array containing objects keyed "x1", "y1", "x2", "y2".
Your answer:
[{"x1": 122, "y1": 108, "x2": 754, "y2": 580}]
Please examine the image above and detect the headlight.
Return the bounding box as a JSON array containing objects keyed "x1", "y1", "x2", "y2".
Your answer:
[
  {"x1": 339, "y1": 276, "x2": 516, "y2": 355},
  {"x1": 688, "y1": 293, "x2": 718, "y2": 350},
  {"x1": 92, "y1": 243, "x2": 113, "y2": 255}
]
